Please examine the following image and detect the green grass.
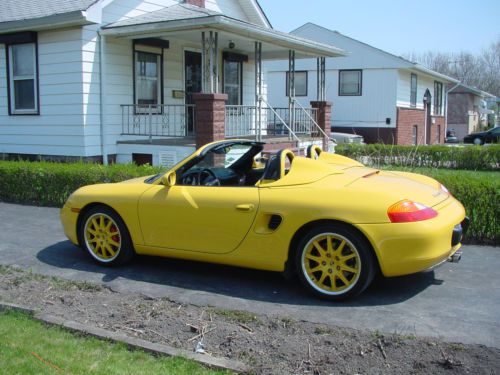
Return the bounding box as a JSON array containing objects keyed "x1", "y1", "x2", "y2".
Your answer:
[{"x1": 0, "y1": 310, "x2": 226, "y2": 375}]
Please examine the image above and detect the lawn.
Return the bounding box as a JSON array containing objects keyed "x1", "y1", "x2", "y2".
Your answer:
[{"x1": 0, "y1": 310, "x2": 226, "y2": 375}]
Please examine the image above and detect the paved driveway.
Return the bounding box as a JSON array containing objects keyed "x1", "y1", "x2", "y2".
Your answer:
[{"x1": 1, "y1": 202, "x2": 499, "y2": 348}]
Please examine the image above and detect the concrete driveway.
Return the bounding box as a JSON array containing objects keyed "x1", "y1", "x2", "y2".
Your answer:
[{"x1": 1, "y1": 202, "x2": 499, "y2": 348}]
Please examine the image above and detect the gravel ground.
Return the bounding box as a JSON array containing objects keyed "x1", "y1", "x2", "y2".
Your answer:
[{"x1": 1, "y1": 265, "x2": 499, "y2": 375}]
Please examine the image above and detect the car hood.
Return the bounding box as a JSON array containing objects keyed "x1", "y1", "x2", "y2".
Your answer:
[{"x1": 343, "y1": 167, "x2": 449, "y2": 208}]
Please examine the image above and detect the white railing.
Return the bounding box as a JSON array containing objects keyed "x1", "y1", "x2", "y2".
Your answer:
[
  {"x1": 225, "y1": 105, "x2": 257, "y2": 137},
  {"x1": 224, "y1": 103, "x2": 318, "y2": 139},
  {"x1": 121, "y1": 104, "x2": 195, "y2": 138}
]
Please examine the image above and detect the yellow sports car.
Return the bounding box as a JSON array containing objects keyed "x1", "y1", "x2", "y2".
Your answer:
[{"x1": 60, "y1": 140, "x2": 468, "y2": 300}]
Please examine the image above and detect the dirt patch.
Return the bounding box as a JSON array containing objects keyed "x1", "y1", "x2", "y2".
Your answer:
[{"x1": 1, "y1": 265, "x2": 498, "y2": 374}]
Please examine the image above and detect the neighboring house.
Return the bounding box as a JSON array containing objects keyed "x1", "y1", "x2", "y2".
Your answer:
[
  {"x1": 0, "y1": 0, "x2": 343, "y2": 165},
  {"x1": 266, "y1": 23, "x2": 459, "y2": 145},
  {"x1": 447, "y1": 84, "x2": 496, "y2": 140}
]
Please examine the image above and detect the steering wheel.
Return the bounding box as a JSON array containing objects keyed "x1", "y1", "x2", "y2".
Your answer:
[
  {"x1": 306, "y1": 145, "x2": 322, "y2": 160},
  {"x1": 198, "y1": 168, "x2": 221, "y2": 186}
]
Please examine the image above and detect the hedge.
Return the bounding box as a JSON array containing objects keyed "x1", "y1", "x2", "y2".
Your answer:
[
  {"x1": 385, "y1": 168, "x2": 499, "y2": 246},
  {"x1": 0, "y1": 161, "x2": 162, "y2": 207},
  {"x1": 335, "y1": 144, "x2": 500, "y2": 171},
  {"x1": 0, "y1": 161, "x2": 497, "y2": 244}
]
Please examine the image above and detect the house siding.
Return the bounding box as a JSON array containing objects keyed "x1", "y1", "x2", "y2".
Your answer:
[
  {"x1": 396, "y1": 70, "x2": 443, "y2": 114},
  {"x1": 0, "y1": 28, "x2": 88, "y2": 157},
  {"x1": 267, "y1": 68, "x2": 398, "y2": 130}
]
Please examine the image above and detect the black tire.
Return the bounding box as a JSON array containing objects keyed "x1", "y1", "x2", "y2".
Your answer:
[
  {"x1": 473, "y1": 137, "x2": 483, "y2": 145},
  {"x1": 78, "y1": 205, "x2": 135, "y2": 266},
  {"x1": 294, "y1": 224, "x2": 376, "y2": 300}
]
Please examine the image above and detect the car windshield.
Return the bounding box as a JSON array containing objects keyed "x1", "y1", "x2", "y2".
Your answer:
[{"x1": 196, "y1": 143, "x2": 254, "y2": 169}]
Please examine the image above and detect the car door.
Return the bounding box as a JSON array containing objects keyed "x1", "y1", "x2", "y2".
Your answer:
[{"x1": 138, "y1": 184, "x2": 259, "y2": 254}]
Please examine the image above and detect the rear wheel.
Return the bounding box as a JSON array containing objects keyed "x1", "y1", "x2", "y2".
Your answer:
[
  {"x1": 79, "y1": 206, "x2": 134, "y2": 266},
  {"x1": 295, "y1": 225, "x2": 376, "y2": 300},
  {"x1": 473, "y1": 137, "x2": 483, "y2": 145}
]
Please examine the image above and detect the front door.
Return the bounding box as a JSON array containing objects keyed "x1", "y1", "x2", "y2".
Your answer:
[
  {"x1": 138, "y1": 185, "x2": 259, "y2": 254},
  {"x1": 424, "y1": 89, "x2": 432, "y2": 145},
  {"x1": 185, "y1": 51, "x2": 202, "y2": 134}
]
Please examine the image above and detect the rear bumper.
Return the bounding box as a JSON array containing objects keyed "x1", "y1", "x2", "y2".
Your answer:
[{"x1": 358, "y1": 197, "x2": 467, "y2": 277}]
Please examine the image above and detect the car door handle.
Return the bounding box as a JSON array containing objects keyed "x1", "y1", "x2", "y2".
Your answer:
[{"x1": 235, "y1": 204, "x2": 255, "y2": 212}]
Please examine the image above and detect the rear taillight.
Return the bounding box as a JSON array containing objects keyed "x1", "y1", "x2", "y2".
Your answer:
[{"x1": 387, "y1": 200, "x2": 438, "y2": 223}]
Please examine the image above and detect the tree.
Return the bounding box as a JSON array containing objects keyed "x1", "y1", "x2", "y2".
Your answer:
[{"x1": 404, "y1": 37, "x2": 500, "y2": 97}]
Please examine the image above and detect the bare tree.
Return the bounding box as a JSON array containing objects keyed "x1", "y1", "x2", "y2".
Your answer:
[{"x1": 404, "y1": 37, "x2": 500, "y2": 97}]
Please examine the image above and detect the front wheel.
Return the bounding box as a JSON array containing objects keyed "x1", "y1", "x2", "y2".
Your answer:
[
  {"x1": 473, "y1": 137, "x2": 483, "y2": 145},
  {"x1": 79, "y1": 206, "x2": 135, "y2": 266},
  {"x1": 295, "y1": 225, "x2": 376, "y2": 300}
]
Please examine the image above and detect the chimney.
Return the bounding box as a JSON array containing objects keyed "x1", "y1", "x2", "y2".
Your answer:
[{"x1": 185, "y1": 0, "x2": 205, "y2": 7}]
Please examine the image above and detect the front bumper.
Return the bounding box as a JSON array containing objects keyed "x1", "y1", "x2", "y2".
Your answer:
[
  {"x1": 358, "y1": 197, "x2": 467, "y2": 277},
  {"x1": 60, "y1": 203, "x2": 79, "y2": 245}
]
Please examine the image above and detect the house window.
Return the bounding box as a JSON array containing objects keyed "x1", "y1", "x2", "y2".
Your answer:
[
  {"x1": 223, "y1": 59, "x2": 243, "y2": 105},
  {"x1": 412, "y1": 125, "x2": 418, "y2": 145},
  {"x1": 134, "y1": 51, "x2": 162, "y2": 107},
  {"x1": 286, "y1": 71, "x2": 308, "y2": 97},
  {"x1": 410, "y1": 73, "x2": 417, "y2": 107},
  {"x1": 339, "y1": 70, "x2": 362, "y2": 96},
  {"x1": 436, "y1": 124, "x2": 441, "y2": 143},
  {"x1": 7, "y1": 43, "x2": 38, "y2": 114},
  {"x1": 434, "y1": 81, "x2": 443, "y2": 115}
]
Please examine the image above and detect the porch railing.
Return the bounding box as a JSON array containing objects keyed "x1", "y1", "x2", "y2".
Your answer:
[
  {"x1": 224, "y1": 104, "x2": 318, "y2": 138},
  {"x1": 121, "y1": 104, "x2": 195, "y2": 139}
]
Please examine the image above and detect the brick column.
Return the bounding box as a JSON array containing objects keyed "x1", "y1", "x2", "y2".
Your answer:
[
  {"x1": 310, "y1": 101, "x2": 332, "y2": 150},
  {"x1": 184, "y1": 0, "x2": 205, "y2": 7},
  {"x1": 193, "y1": 93, "x2": 228, "y2": 149}
]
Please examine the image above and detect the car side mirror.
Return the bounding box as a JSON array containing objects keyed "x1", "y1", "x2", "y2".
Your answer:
[{"x1": 161, "y1": 171, "x2": 177, "y2": 187}]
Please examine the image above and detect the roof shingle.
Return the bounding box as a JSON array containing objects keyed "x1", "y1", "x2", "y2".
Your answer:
[{"x1": 0, "y1": 0, "x2": 98, "y2": 23}]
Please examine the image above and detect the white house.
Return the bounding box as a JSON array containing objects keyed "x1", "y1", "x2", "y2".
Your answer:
[
  {"x1": 266, "y1": 23, "x2": 459, "y2": 145},
  {"x1": 0, "y1": 1, "x2": 343, "y2": 165}
]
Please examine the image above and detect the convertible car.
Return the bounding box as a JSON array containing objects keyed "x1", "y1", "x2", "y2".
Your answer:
[{"x1": 61, "y1": 140, "x2": 468, "y2": 300}]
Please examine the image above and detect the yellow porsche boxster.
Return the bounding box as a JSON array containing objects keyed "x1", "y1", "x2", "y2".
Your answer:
[{"x1": 60, "y1": 140, "x2": 468, "y2": 300}]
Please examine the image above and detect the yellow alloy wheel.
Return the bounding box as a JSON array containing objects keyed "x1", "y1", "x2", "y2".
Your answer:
[
  {"x1": 84, "y1": 213, "x2": 122, "y2": 262},
  {"x1": 301, "y1": 233, "x2": 361, "y2": 296}
]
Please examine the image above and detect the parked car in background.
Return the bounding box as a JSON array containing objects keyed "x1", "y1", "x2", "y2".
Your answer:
[
  {"x1": 331, "y1": 132, "x2": 365, "y2": 144},
  {"x1": 445, "y1": 129, "x2": 459, "y2": 144},
  {"x1": 463, "y1": 127, "x2": 500, "y2": 145}
]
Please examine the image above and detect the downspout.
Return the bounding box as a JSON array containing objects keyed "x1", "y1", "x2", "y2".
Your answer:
[
  {"x1": 444, "y1": 83, "x2": 460, "y2": 138},
  {"x1": 97, "y1": 30, "x2": 108, "y2": 165}
]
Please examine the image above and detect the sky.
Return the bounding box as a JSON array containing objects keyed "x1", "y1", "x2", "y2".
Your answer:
[{"x1": 258, "y1": 0, "x2": 500, "y2": 56}]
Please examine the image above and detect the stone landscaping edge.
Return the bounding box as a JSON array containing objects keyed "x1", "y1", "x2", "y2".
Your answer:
[{"x1": 0, "y1": 302, "x2": 250, "y2": 374}]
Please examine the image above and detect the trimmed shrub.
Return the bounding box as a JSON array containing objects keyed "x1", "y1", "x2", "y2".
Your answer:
[
  {"x1": 335, "y1": 144, "x2": 500, "y2": 171},
  {"x1": 386, "y1": 168, "x2": 499, "y2": 245},
  {"x1": 0, "y1": 161, "x2": 497, "y2": 244},
  {"x1": 0, "y1": 161, "x2": 162, "y2": 207}
]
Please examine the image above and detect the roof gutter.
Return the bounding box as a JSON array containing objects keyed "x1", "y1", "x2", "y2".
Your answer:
[
  {"x1": 0, "y1": 11, "x2": 94, "y2": 34},
  {"x1": 412, "y1": 65, "x2": 459, "y2": 84},
  {"x1": 102, "y1": 15, "x2": 346, "y2": 57}
]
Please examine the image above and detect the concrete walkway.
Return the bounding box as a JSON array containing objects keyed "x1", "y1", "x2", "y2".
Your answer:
[{"x1": 1, "y1": 202, "x2": 499, "y2": 347}]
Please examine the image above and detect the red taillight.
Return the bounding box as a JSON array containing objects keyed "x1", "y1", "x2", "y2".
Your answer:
[{"x1": 387, "y1": 200, "x2": 438, "y2": 223}]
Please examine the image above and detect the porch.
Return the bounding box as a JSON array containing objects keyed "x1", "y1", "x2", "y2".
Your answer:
[{"x1": 100, "y1": 3, "x2": 344, "y2": 165}]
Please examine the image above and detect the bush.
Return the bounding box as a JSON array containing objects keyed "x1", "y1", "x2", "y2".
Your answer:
[
  {"x1": 387, "y1": 168, "x2": 499, "y2": 245},
  {"x1": 335, "y1": 144, "x2": 500, "y2": 171},
  {"x1": 0, "y1": 161, "x2": 162, "y2": 207},
  {"x1": 0, "y1": 161, "x2": 497, "y2": 244}
]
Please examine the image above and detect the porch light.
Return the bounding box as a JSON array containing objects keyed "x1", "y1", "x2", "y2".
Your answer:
[{"x1": 228, "y1": 40, "x2": 235, "y2": 49}]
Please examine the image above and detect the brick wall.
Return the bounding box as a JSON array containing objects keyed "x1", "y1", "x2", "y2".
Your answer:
[
  {"x1": 430, "y1": 116, "x2": 445, "y2": 144},
  {"x1": 184, "y1": 0, "x2": 205, "y2": 7},
  {"x1": 396, "y1": 107, "x2": 425, "y2": 145}
]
